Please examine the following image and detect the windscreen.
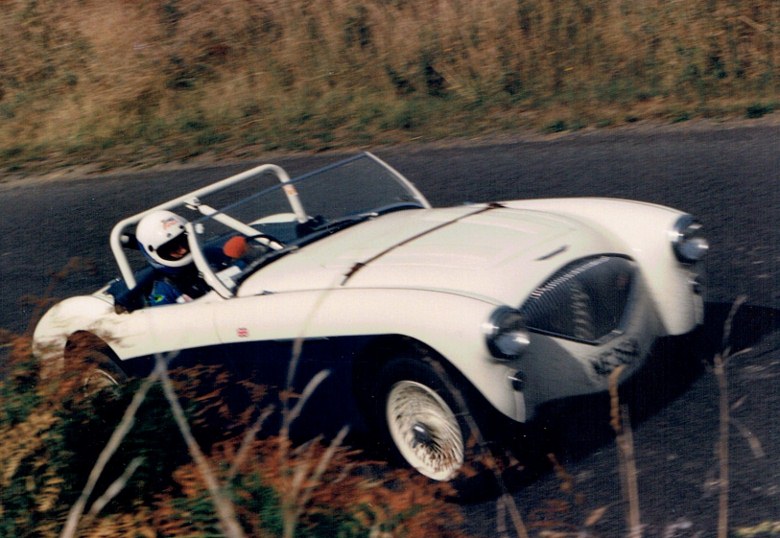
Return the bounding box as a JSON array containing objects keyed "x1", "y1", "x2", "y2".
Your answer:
[{"x1": 188, "y1": 153, "x2": 429, "y2": 296}]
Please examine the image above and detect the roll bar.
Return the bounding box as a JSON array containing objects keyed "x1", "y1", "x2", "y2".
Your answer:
[{"x1": 110, "y1": 163, "x2": 303, "y2": 289}]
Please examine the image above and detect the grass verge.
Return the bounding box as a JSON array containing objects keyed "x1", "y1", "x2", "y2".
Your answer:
[{"x1": 0, "y1": 0, "x2": 778, "y2": 176}]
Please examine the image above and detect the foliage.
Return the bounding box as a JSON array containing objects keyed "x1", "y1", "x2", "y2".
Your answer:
[
  {"x1": 0, "y1": 337, "x2": 466, "y2": 537},
  {"x1": 0, "y1": 0, "x2": 778, "y2": 174}
]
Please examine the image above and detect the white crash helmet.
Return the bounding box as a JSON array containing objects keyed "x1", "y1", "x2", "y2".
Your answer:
[{"x1": 136, "y1": 210, "x2": 192, "y2": 269}]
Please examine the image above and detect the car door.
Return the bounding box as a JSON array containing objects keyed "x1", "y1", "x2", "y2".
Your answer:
[{"x1": 207, "y1": 290, "x2": 361, "y2": 433}]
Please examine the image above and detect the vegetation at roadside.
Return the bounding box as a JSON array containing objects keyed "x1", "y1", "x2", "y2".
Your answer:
[
  {"x1": 0, "y1": 0, "x2": 778, "y2": 175},
  {"x1": 0, "y1": 331, "x2": 466, "y2": 537},
  {"x1": 3, "y1": 297, "x2": 771, "y2": 537}
]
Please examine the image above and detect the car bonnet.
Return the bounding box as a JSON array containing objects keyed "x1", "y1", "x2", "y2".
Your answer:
[{"x1": 236, "y1": 204, "x2": 617, "y2": 305}]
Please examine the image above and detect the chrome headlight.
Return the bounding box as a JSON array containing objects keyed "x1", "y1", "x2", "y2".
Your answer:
[
  {"x1": 671, "y1": 215, "x2": 709, "y2": 263},
  {"x1": 484, "y1": 307, "x2": 530, "y2": 360}
]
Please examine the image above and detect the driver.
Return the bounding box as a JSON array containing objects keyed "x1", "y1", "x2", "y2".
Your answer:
[{"x1": 136, "y1": 210, "x2": 209, "y2": 306}]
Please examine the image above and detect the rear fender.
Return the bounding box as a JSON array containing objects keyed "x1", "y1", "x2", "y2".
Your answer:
[
  {"x1": 32, "y1": 295, "x2": 116, "y2": 361},
  {"x1": 33, "y1": 291, "x2": 224, "y2": 364}
]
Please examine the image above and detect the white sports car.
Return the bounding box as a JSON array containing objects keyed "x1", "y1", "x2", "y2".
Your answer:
[{"x1": 33, "y1": 152, "x2": 708, "y2": 481}]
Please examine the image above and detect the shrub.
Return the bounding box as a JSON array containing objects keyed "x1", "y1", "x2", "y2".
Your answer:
[{"x1": 0, "y1": 335, "x2": 467, "y2": 537}]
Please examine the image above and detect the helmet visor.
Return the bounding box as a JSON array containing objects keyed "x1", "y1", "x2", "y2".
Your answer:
[{"x1": 156, "y1": 233, "x2": 190, "y2": 262}]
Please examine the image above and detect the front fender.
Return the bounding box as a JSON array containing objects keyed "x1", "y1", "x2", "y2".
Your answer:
[{"x1": 501, "y1": 198, "x2": 705, "y2": 335}]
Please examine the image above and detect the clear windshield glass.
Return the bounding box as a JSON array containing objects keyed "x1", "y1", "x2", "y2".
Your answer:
[{"x1": 188, "y1": 153, "x2": 428, "y2": 296}]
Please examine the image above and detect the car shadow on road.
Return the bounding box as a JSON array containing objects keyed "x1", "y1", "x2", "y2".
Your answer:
[{"x1": 494, "y1": 300, "x2": 780, "y2": 494}]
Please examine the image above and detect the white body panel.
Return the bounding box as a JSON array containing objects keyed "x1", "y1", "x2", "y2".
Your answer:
[
  {"x1": 500, "y1": 198, "x2": 705, "y2": 334},
  {"x1": 33, "y1": 154, "x2": 707, "y2": 426},
  {"x1": 237, "y1": 207, "x2": 617, "y2": 306}
]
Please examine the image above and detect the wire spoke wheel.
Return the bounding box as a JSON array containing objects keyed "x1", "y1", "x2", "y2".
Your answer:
[
  {"x1": 386, "y1": 380, "x2": 465, "y2": 481},
  {"x1": 81, "y1": 357, "x2": 123, "y2": 395},
  {"x1": 66, "y1": 334, "x2": 127, "y2": 398}
]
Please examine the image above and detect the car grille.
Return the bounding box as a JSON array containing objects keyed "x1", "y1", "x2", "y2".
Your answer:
[{"x1": 519, "y1": 256, "x2": 636, "y2": 344}]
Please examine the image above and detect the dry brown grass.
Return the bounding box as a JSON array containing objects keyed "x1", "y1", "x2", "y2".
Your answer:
[
  {"x1": 0, "y1": 0, "x2": 777, "y2": 173},
  {"x1": 0, "y1": 337, "x2": 467, "y2": 537}
]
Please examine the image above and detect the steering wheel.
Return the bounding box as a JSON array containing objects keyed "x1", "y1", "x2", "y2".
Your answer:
[{"x1": 250, "y1": 232, "x2": 284, "y2": 251}]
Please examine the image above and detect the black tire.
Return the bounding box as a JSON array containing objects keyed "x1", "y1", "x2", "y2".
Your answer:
[{"x1": 375, "y1": 355, "x2": 480, "y2": 482}]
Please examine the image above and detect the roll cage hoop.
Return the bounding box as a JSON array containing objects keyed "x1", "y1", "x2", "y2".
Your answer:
[
  {"x1": 109, "y1": 152, "x2": 429, "y2": 292},
  {"x1": 110, "y1": 163, "x2": 303, "y2": 290}
]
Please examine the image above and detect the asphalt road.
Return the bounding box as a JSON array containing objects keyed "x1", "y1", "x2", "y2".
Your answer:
[{"x1": 1, "y1": 121, "x2": 778, "y2": 536}]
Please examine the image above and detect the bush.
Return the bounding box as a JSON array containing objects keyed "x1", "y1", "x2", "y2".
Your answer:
[{"x1": 0, "y1": 336, "x2": 467, "y2": 537}]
